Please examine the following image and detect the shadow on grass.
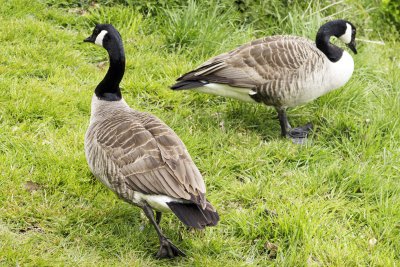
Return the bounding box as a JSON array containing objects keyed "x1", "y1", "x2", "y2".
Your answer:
[{"x1": 223, "y1": 102, "x2": 282, "y2": 141}]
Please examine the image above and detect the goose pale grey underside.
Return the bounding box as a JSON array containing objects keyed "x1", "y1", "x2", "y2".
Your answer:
[
  {"x1": 85, "y1": 109, "x2": 207, "y2": 207},
  {"x1": 174, "y1": 36, "x2": 326, "y2": 106}
]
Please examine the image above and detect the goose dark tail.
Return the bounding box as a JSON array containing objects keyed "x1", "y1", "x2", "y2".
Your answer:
[
  {"x1": 167, "y1": 201, "x2": 219, "y2": 229},
  {"x1": 170, "y1": 80, "x2": 207, "y2": 90}
]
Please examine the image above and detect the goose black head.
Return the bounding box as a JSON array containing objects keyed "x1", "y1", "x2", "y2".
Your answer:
[
  {"x1": 334, "y1": 20, "x2": 357, "y2": 54},
  {"x1": 84, "y1": 24, "x2": 123, "y2": 51},
  {"x1": 316, "y1": 19, "x2": 358, "y2": 58}
]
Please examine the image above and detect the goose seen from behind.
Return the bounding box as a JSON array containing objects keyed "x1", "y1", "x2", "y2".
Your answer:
[
  {"x1": 83, "y1": 24, "x2": 219, "y2": 258},
  {"x1": 171, "y1": 19, "x2": 357, "y2": 143}
]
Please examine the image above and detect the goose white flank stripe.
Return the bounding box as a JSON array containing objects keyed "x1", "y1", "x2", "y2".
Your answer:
[
  {"x1": 83, "y1": 24, "x2": 219, "y2": 259},
  {"x1": 196, "y1": 83, "x2": 256, "y2": 103},
  {"x1": 171, "y1": 19, "x2": 358, "y2": 142}
]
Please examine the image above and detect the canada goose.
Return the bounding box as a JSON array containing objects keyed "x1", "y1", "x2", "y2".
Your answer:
[
  {"x1": 83, "y1": 24, "x2": 219, "y2": 258},
  {"x1": 171, "y1": 19, "x2": 357, "y2": 142}
]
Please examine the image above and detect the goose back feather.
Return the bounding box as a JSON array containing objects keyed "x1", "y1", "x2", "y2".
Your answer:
[{"x1": 85, "y1": 96, "x2": 207, "y2": 208}]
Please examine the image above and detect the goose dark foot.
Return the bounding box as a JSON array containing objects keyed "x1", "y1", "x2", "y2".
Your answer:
[
  {"x1": 156, "y1": 237, "x2": 186, "y2": 259},
  {"x1": 287, "y1": 123, "x2": 313, "y2": 144}
]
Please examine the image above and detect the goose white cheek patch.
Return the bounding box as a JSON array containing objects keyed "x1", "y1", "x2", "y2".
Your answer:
[
  {"x1": 338, "y1": 23, "x2": 352, "y2": 44},
  {"x1": 95, "y1": 30, "x2": 108, "y2": 47}
]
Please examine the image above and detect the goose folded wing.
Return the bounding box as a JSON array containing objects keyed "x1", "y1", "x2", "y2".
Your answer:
[
  {"x1": 95, "y1": 115, "x2": 206, "y2": 206},
  {"x1": 178, "y1": 36, "x2": 319, "y2": 88}
]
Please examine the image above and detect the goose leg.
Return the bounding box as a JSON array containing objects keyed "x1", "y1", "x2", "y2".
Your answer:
[
  {"x1": 276, "y1": 108, "x2": 313, "y2": 142},
  {"x1": 142, "y1": 204, "x2": 186, "y2": 259},
  {"x1": 276, "y1": 107, "x2": 291, "y2": 137},
  {"x1": 155, "y1": 211, "x2": 162, "y2": 225}
]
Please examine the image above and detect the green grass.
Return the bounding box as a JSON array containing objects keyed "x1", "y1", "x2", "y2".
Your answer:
[{"x1": 1, "y1": 0, "x2": 399, "y2": 266}]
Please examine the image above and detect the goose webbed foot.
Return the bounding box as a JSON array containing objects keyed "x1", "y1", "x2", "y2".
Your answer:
[
  {"x1": 156, "y1": 237, "x2": 186, "y2": 259},
  {"x1": 287, "y1": 123, "x2": 313, "y2": 144}
]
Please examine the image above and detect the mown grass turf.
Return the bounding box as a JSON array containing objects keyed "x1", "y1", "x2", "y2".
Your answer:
[{"x1": 0, "y1": 0, "x2": 399, "y2": 266}]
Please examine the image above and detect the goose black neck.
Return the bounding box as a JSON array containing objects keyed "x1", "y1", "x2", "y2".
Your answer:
[
  {"x1": 315, "y1": 22, "x2": 344, "y2": 63},
  {"x1": 95, "y1": 41, "x2": 125, "y2": 101}
]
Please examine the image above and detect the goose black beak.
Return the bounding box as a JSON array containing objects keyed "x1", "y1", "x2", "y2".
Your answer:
[
  {"x1": 347, "y1": 40, "x2": 357, "y2": 54},
  {"x1": 84, "y1": 35, "x2": 95, "y2": 43}
]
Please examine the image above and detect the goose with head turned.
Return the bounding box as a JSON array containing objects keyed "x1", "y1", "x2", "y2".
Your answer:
[
  {"x1": 83, "y1": 24, "x2": 219, "y2": 258},
  {"x1": 171, "y1": 19, "x2": 357, "y2": 143}
]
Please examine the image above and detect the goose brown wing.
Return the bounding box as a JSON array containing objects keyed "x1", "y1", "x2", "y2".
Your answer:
[
  {"x1": 91, "y1": 112, "x2": 206, "y2": 206},
  {"x1": 177, "y1": 36, "x2": 321, "y2": 88}
]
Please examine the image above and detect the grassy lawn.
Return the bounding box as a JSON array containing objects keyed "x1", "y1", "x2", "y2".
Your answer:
[{"x1": 0, "y1": 0, "x2": 399, "y2": 266}]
